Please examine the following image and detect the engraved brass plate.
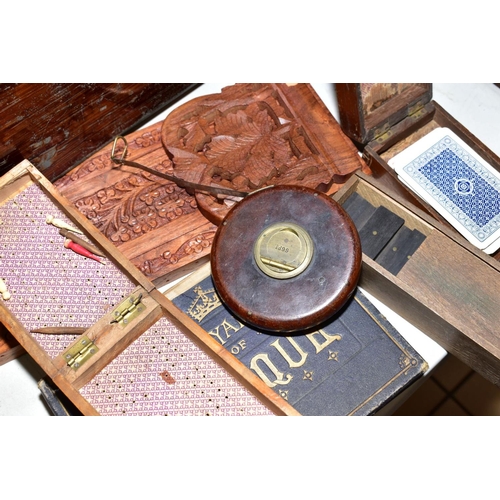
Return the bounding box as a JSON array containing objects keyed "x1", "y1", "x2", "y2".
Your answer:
[{"x1": 253, "y1": 222, "x2": 314, "y2": 279}]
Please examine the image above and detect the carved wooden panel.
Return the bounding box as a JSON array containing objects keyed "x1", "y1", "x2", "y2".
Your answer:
[
  {"x1": 161, "y1": 83, "x2": 366, "y2": 224},
  {"x1": 55, "y1": 84, "x2": 365, "y2": 285},
  {"x1": 54, "y1": 121, "x2": 217, "y2": 288}
]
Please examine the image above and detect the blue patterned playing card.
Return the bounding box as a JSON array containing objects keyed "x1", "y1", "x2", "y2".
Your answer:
[{"x1": 394, "y1": 128, "x2": 500, "y2": 251}]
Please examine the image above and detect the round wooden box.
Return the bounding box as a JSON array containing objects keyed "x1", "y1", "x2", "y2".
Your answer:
[{"x1": 211, "y1": 185, "x2": 362, "y2": 333}]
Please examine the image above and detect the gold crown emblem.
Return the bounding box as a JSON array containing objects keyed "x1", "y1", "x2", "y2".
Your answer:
[{"x1": 187, "y1": 286, "x2": 222, "y2": 322}]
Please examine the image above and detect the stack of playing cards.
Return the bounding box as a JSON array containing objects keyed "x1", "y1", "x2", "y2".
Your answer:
[{"x1": 388, "y1": 127, "x2": 500, "y2": 254}]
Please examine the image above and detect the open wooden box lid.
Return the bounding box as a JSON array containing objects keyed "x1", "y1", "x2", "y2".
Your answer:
[{"x1": 336, "y1": 84, "x2": 433, "y2": 149}]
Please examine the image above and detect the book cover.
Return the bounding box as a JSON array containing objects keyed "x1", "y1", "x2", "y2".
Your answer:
[{"x1": 169, "y1": 266, "x2": 428, "y2": 416}]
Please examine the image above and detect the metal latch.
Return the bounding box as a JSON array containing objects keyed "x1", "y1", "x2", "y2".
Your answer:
[
  {"x1": 110, "y1": 292, "x2": 144, "y2": 326},
  {"x1": 64, "y1": 335, "x2": 98, "y2": 370}
]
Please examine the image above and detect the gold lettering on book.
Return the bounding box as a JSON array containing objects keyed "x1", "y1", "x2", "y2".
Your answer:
[
  {"x1": 249, "y1": 330, "x2": 343, "y2": 389},
  {"x1": 187, "y1": 286, "x2": 222, "y2": 322},
  {"x1": 250, "y1": 354, "x2": 293, "y2": 388},
  {"x1": 207, "y1": 318, "x2": 244, "y2": 345},
  {"x1": 306, "y1": 329, "x2": 342, "y2": 354},
  {"x1": 328, "y1": 350, "x2": 339, "y2": 361},
  {"x1": 231, "y1": 339, "x2": 247, "y2": 355},
  {"x1": 278, "y1": 390, "x2": 289, "y2": 400},
  {"x1": 270, "y1": 337, "x2": 308, "y2": 368},
  {"x1": 249, "y1": 338, "x2": 307, "y2": 388}
]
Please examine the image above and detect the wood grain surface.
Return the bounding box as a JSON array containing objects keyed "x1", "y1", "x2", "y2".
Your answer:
[
  {"x1": 54, "y1": 121, "x2": 217, "y2": 288},
  {"x1": 0, "y1": 84, "x2": 200, "y2": 181},
  {"x1": 161, "y1": 83, "x2": 367, "y2": 225},
  {"x1": 0, "y1": 322, "x2": 24, "y2": 365}
]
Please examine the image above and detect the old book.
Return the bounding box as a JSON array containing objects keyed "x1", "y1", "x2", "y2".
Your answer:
[{"x1": 167, "y1": 265, "x2": 428, "y2": 416}]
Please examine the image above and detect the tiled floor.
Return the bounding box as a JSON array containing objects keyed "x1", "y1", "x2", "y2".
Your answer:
[{"x1": 393, "y1": 354, "x2": 500, "y2": 416}]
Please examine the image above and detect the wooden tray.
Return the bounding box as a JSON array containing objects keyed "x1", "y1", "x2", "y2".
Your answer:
[
  {"x1": 334, "y1": 172, "x2": 500, "y2": 386},
  {"x1": 161, "y1": 83, "x2": 367, "y2": 225}
]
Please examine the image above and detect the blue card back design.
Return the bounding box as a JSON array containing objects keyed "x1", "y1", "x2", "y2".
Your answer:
[{"x1": 402, "y1": 136, "x2": 500, "y2": 242}]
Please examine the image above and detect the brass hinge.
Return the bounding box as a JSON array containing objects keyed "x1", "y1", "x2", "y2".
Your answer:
[
  {"x1": 373, "y1": 122, "x2": 393, "y2": 144},
  {"x1": 110, "y1": 292, "x2": 145, "y2": 327},
  {"x1": 63, "y1": 335, "x2": 98, "y2": 371},
  {"x1": 408, "y1": 100, "x2": 426, "y2": 120},
  {"x1": 373, "y1": 100, "x2": 427, "y2": 144}
]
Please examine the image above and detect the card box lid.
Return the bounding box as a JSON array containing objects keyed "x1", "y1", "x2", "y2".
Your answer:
[{"x1": 336, "y1": 83, "x2": 433, "y2": 148}]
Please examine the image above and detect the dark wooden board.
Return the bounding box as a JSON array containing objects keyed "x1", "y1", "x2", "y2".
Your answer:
[
  {"x1": 0, "y1": 83, "x2": 200, "y2": 181},
  {"x1": 375, "y1": 226, "x2": 427, "y2": 275},
  {"x1": 356, "y1": 206, "x2": 405, "y2": 259},
  {"x1": 342, "y1": 192, "x2": 377, "y2": 230}
]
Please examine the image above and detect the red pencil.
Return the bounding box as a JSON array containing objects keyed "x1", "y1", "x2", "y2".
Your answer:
[{"x1": 64, "y1": 238, "x2": 105, "y2": 264}]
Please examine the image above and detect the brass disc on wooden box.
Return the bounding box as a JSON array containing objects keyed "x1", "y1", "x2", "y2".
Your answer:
[{"x1": 211, "y1": 185, "x2": 362, "y2": 333}]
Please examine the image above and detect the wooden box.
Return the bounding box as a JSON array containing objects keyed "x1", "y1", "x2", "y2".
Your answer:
[
  {"x1": 336, "y1": 83, "x2": 500, "y2": 261},
  {"x1": 334, "y1": 171, "x2": 500, "y2": 386}
]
